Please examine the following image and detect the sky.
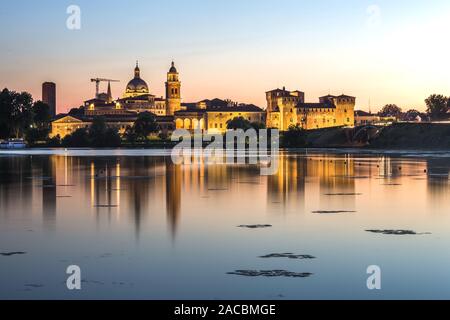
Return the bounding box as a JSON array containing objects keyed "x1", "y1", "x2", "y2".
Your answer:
[{"x1": 0, "y1": 0, "x2": 450, "y2": 113}]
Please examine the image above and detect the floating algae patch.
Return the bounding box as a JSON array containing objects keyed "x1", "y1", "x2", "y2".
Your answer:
[
  {"x1": 227, "y1": 270, "x2": 313, "y2": 278},
  {"x1": 332, "y1": 176, "x2": 370, "y2": 179},
  {"x1": 0, "y1": 251, "x2": 26, "y2": 256},
  {"x1": 237, "y1": 181, "x2": 261, "y2": 185},
  {"x1": 259, "y1": 253, "x2": 316, "y2": 260},
  {"x1": 313, "y1": 210, "x2": 356, "y2": 214},
  {"x1": 24, "y1": 284, "x2": 44, "y2": 288},
  {"x1": 94, "y1": 205, "x2": 118, "y2": 208},
  {"x1": 324, "y1": 193, "x2": 362, "y2": 196},
  {"x1": 34, "y1": 185, "x2": 56, "y2": 188},
  {"x1": 238, "y1": 224, "x2": 272, "y2": 229},
  {"x1": 366, "y1": 229, "x2": 431, "y2": 235}
]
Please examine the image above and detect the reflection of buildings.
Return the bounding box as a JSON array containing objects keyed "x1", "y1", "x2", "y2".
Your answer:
[
  {"x1": 165, "y1": 161, "x2": 181, "y2": 238},
  {"x1": 266, "y1": 155, "x2": 358, "y2": 212},
  {"x1": 41, "y1": 156, "x2": 56, "y2": 228},
  {"x1": 426, "y1": 158, "x2": 450, "y2": 207},
  {"x1": 0, "y1": 156, "x2": 33, "y2": 220},
  {"x1": 267, "y1": 155, "x2": 306, "y2": 211}
]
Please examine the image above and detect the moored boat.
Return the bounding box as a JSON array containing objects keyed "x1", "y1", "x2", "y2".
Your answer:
[{"x1": 0, "y1": 139, "x2": 27, "y2": 149}]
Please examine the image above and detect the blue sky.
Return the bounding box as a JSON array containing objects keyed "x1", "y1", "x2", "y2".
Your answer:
[{"x1": 1, "y1": 0, "x2": 449, "y2": 112}]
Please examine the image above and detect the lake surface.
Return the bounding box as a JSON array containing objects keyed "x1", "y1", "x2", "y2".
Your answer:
[{"x1": 1, "y1": 149, "x2": 450, "y2": 299}]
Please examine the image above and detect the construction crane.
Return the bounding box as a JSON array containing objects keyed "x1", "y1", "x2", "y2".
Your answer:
[{"x1": 90, "y1": 78, "x2": 120, "y2": 99}]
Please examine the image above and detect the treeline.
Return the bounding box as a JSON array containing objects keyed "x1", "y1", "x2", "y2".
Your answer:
[
  {"x1": 0, "y1": 87, "x2": 169, "y2": 147},
  {"x1": 377, "y1": 94, "x2": 450, "y2": 121},
  {"x1": 0, "y1": 88, "x2": 52, "y2": 143}
]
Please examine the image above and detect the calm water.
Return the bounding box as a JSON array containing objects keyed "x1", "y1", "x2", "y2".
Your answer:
[{"x1": 1, "y1": 149, "x2": 450, "y2": 299}]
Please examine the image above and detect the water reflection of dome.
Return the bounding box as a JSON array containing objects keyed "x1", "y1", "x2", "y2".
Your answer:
[{"x1": 124, "y1": 61, "x2": 149, "y2": 98}]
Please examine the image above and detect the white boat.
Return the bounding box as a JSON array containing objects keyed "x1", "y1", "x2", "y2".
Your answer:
[{"x1": 0, "y1": 139, "x2": 27, "y2": 149}]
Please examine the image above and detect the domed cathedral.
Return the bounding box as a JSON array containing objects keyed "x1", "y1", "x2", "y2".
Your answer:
[
  {"x1": 82, "y1": 61, "x2": 182, "y2": 117},
  {"x1": 117, "y1": 61, "x2": 166, "y2": 115},
  {"x1": 123, "y1": 61, "x2": 150, "y2": 98},
  {"x1": 165, "y1": 61, "x2": 181, "y2": 115},
  {"x1": 51, "y1": 61, "x2": 183, "y2": 139}
]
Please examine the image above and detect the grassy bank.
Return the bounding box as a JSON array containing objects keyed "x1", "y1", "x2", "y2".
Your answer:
[
  {"x1": 303, "y1": 123, "x2": 450, "y2": 150},
  {"x1": 370, "y1": 123, "x2": 450, "y2": 149}
]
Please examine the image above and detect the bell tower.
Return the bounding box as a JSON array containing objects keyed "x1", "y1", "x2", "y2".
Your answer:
[{"x1": 165, "y1": 61, "x2": 181, "y2": 115}]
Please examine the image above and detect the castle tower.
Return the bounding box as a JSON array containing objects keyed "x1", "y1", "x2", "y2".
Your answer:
[{"x1": 165, "y1": 61, "x2": 181, "y2": 115}]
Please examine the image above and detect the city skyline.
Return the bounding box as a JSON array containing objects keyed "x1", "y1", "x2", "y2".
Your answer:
[{"x1": 1, "y1": 0, "x2": 450, "y2": 113}]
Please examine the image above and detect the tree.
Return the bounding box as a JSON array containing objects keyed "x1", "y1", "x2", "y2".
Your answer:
[
  {"x1": 104, "y1": 127, "x2": 121, "y2": 147},
  {"x1": 124, "y1": 125, "x2": 138, "y2": 144},
  {"x1": 282, "y1": 124, "x2": 307, "y2": 148},
  {"x1": 378, "y1": 104, "x2": 402, "y2": 118},
  {"x1": 32, "y1": 101, "x2": 51, "y2": 130},
  {"x1": 24, "y1": 101, "x2": 52, "y2": 145},
  {"x1": 250, "y1": 121, "x2": 266, "y2": 130},
  {"x1": 87, "y1": 116, "x2": 120, "y2": 147},
  {"x1": 68, "y1": 106, "x2": 85, "y2": 117},
  {"x1": 0, "y1": 88, "x2": 13, "y2": 138},
  {"x1": 425, "y1": 94, "x2": 449, "y2": 120},
  {"x1": 62, "y1": 128, "x2": 90, "y2": 147},
  {"x1": 226, "y1": 117, "x2": 252, "y2": 130},
  {"x1": 0, "y1": 88, "x2": 33, "y2": 138},
  {"x1": 403, "y1": 109, "x2": 422, "y2": 122},
  {"x1": 133, "y1": 112, "x2": 159, "y2": 140},
  {"x1": 47, "y1": 135, "x2": 61, "y2": 147}
]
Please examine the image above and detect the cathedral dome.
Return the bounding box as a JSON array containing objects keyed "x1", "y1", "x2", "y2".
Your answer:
[
  {"x1": 123, "y1": 62, "x2": 149, "y2": 98},
  {"x1": 126, "y1": 78, "x2": 149, "y2": 92}
]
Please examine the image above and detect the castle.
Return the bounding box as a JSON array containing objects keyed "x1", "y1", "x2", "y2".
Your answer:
[
  {"x1": 266, "y1": 88, "x2": 355, "y2": 131},
  {"x1": 51, "y1": 62, "x2": 355, "y2": 139}
]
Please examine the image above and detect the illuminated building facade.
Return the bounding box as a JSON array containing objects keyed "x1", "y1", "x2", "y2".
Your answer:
[
  {"x1": 84, "y1": 61, "x2": 180, "y2": 117},
  {"x1": 266, "y1": 87, "x2": 355, "y2": 131},
  {"x1": 174, "y1": 98, "x2": 266, "y2": 134}
]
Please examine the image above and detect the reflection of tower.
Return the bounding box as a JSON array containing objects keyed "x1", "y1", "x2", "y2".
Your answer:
[
  {"x1": 42, "y1": 156, "x2": 56, "y2": 228},
  {"x1": 165, "y1": 160, "x2": 181, "y2": 238},
  {"x1": 165, "y1": 61, "x2": 181, "y2": 115}
]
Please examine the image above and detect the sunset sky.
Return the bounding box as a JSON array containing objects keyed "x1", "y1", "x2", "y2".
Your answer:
[{"x1": 1, "y1": 0, "x2": 449, "y2": 113}]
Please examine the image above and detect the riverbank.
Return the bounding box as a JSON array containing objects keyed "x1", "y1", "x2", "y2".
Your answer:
[
  {"x1": 10, "y1": 123, "x2": 450, "y2": 151},
  {"x1": 369, "y1": 123, "x2": 450, "y2": 149},
  {"x1": 305, "y1": 123, "x2": 450, "y2": 150}
]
